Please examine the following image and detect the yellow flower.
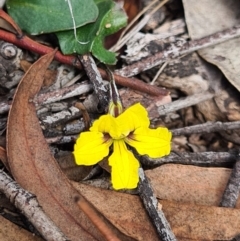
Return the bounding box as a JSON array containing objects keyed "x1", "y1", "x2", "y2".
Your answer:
[{"x1": 73, "y1": 103, "x2": 171, "y2": 190}]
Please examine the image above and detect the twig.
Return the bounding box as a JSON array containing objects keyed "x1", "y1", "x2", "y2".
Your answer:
[
  {"x1": 0, "y1": 169, "x2": 69, "y2": 241},
  {"x1": 39, "y1": 106, "x2": 82, "y2": 128},
  {"x1": 150, "y1": 61, "x2": 169, "y2": 85},
  {"x1": 115, "y1": 24, "x2": 240, "y2": 77},
  {"x1": 78, "y1": 54, "x2": 109, "y2": 112},
  {"x1": 171, "y1": 121, "x2": 240, "y2": 136},
  {"x1": 0, "y1": 29, "x2": 168, "y2": 96},
  {"x1": 138, "y1": 167, "x2": 177, "y2": 241},
  {"x1": 139, "y1": 151, "x2": 237, "y2": 168},
  {"x1": 158, "y1": 91, "x2": 215, "y2": 116},
  {"x1": 220, "y1": 153, "x2": 240, "y2": 208},
  {"x1": 0, "y1": 83, "x2": 92, "y2": 115},
  {"x1": 35, "y1": 82, "x2": 92, "y2": 106}
]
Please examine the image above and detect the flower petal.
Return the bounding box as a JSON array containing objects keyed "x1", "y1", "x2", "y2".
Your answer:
[
  {"x1": 90, "y1": 114, "x2": 122, "y2": 139},
  {"x1": 109, "y1": 140, "x2": 139, "y2": 190},
  {"x1": 116, "y1": 103, "x2": 150, "y2": 135},
  {"x1": 125, "y1": 127, "x2": 172, "y2": 158},
  {"x1": 73, "y1": 131, "x2": 113, "y2": 165}
]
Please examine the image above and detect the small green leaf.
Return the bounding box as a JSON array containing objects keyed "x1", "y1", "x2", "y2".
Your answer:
[
  {"x1": 6, "y1": 0, "x2": 98, "y2": 34},
  {"x1": 92, "y1": 2, "x2": 127, "y2": 64},
  {"x1": 56, "y1": 0, "x2": 127, "y2": 64}
]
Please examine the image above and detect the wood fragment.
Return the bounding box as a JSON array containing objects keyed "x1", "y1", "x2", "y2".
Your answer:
[
  {"x1": 78, "y1": 54, "x2": 109, "y2": 112},
  {"x1": 220, "y1": 154, "x2": 240, "y2": 208},
  {"x1": 138, "y1": 167, "x2": 177, "y2": 241},
  {"x1": 40, "y1": 106, "x2": 82, "y2": 128},
  {"x1": 0, "y1": 169, "x2": 69, "y2": 241},
  {"x1": 115, "y1": 24, "x2": 240, "y2": 77}
]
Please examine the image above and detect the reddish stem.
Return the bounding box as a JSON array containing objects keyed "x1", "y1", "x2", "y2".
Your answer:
[{"x1": 0, "y1": 29, "x2": 169, "y2": 96}]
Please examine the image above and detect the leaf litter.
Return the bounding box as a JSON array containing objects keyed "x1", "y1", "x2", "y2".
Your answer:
[{"x1": 1, "y1": 0, "x2": 240, "y2": 240}]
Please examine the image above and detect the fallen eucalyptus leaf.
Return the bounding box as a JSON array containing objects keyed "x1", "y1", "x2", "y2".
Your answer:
[
  {"x1": 75, "y1": 180, "x2": 240, "y2": 240},
  {"x1": 145, "y1": 164, "x2": 237, "y2": 207}
]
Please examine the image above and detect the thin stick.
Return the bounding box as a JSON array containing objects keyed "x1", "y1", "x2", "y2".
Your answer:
[
  {"x1": 78, "y1": 54, "x2": 109, "y2": 112},
  {"x1": 220, "y1": 154, "x2": 240, "y2": 208},
  {"x1": 150, "y1": 61, "x2": 169, "y2": 85},
  {"x1": 138, "y1": 168, "x2": 177, "y2": 241},
  {"x1": 0, "y1": 169, "x2": 69, "y2": 241},
  {"x1": 115, "y1": 24, "x2": 240, "y2": 77},
  {"x1": 35, "y1": 82, "x2": 92, "y2": 106},
  {"x1": 171, "y1": 120, "x2": 240, "y2": 136}
]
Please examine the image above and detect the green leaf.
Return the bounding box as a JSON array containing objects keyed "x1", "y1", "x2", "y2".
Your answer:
[
  {"x1": 56, "y1": 0, "x2": 127, "y2": 64},
  {"x1": 6, "y1": 0, "x2": 98, "y2": 34},
  {"x1": 91, "y1": 2, "x2": 127, "y2": 64}
]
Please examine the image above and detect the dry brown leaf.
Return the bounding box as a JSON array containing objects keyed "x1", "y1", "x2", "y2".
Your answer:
[
  {"x1": 20, "y1": 59, "x2": 57, "y2": 87},
  {"x1": 146, "y1": 164, "x2": 239, "y2": 207},
  {"x1": 74, "y1": 181, "x2": 240, "y2": 240},
  {"x1": 0, "y1": 215, "x2": 44, "y2": 241},
  {"x1": 162, "y1": 200, "x2": 240, "y2": 240},
  {"x1": 7, "y1": 51, "x2": 133, "y2": 241},
  {"x1": 0, "y1": 146, "x2": 9, "y2": 171},
  {"x1": 182, "y1": 0, "x2": 240, "y2": 91}
]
